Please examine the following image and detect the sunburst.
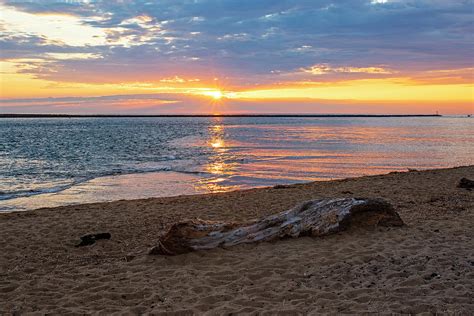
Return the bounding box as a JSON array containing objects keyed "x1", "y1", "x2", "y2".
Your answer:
[{"x1": 207, "y1": 90, "x2": 223, "y2": 100}]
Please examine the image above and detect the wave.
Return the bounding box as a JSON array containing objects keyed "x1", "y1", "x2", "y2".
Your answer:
[
  {"x1": 1, "y1": 153, "x2": 256, "y2": 202},
  {"x1": 0, "y1": 185, "x2": 78, "y2": 201},
  {"x1": 0, "y1": 165, "x2": 177, "y2": 202}
]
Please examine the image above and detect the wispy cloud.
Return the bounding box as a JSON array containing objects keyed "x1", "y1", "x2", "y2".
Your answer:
[
  {"x1": 1, "y1": 0, "x2": 472, "y2": 114},
  {"x1": 2, "y1": 0, "x2": 472, "y2": 85},
  {"x1": 301, "y1": 64, "x2": 394, "y2": 75}
]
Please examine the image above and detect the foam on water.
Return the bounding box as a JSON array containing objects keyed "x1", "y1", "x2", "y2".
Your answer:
[{"x1": 1, "y1": 116, "x2": 472, "y2": 211}]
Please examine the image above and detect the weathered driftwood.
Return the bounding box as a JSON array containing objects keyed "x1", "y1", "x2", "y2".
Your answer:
[{"x1": 149, "y1": 198, "x2": 404, "y2": 255}]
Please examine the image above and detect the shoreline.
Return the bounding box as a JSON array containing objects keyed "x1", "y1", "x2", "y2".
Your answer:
[
  {"x1": 2, "y1": 165, "x2": 470, "y2": 213},
  {"x1": 1, "y1": 165, "x2": 473, "y2": 313},
  {"x1": 0, "y1": 171, "x2": 213, "y2": 212}
]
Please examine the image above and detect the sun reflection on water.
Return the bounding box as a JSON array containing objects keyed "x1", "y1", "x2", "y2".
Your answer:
[
  {"x1": 195, "y1": 120, "x2": 243, "y2": 193},
  {"x1": 210, "y1": 139, "x2": 224, "y2": 148}
]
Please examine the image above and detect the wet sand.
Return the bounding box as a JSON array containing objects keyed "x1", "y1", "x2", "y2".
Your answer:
[{"x1": 0, "y1": 166, "x2": 473, "y2": 314}]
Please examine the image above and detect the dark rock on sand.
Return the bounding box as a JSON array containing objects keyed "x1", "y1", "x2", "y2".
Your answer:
[
  {"x1": 457, "y1": 178, "x2": 474, "y2": 189},
  {"x1": 273, "y1": 184, "x2": 295, "y2": 189},
  {"x1": 75, "y1": 232, "x2": 111, "y2": 247}
]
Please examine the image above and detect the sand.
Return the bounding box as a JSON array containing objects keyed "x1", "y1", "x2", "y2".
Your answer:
[{"x1": 0, "y1": 166, "x2": 473, "y2": 314}]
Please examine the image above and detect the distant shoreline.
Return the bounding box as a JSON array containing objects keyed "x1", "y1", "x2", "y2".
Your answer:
[{"x1": 0, "y1": 114, "x2": 442, "y2": 118}]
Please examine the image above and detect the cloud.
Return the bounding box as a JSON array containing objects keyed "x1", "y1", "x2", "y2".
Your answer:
[
  {"x1": 159, "y1": 76, "x2": 200, "y2": 83},
  {"x1": 1, "y1": 0, "x2": 473, "y2": 87},
  {"x1": 301, "y1": 64, "x2": 394, "y2": 75},
  {"x1": 1, "y1": 92, "x2": 471, "y2": 115},
  {"x1": 0, "y1": 93, "x2": 202, "y2": 114}
]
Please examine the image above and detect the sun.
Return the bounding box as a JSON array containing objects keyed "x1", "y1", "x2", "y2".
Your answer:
[
  {"x1": 204, "y1": 90, "x2": 223, "y2": 100},
  {"x1": 210, "y1": 90, "x2": 223, "y2": 100}
]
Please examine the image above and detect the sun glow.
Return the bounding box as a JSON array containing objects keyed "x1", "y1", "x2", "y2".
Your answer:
[
  {"x1": 232, "y1": 79, "x2": 474, "y2": 102},
  {"x1": 203, "y1": 90, "x2": 224, "y2": 100},
  {"x1": 210, "y1": 139, "x2": 224, "y2": 148}
]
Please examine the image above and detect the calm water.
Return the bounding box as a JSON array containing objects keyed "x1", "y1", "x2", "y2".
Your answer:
[{"x1": 0, "y1": 116, "x2": 472, "y2": 211}]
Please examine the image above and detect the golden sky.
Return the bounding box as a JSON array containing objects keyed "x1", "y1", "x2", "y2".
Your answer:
[{"x1": 1, "y1": 1, "x2": 473, "y2": 114}]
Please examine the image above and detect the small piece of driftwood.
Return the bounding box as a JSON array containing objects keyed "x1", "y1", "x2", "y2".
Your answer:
[
  {"x1": 149, "y1": 198, "x2": 404, "y2": 255},
  {"x1": 75, "y1": 232, "x2": 111, "y2": 247}
]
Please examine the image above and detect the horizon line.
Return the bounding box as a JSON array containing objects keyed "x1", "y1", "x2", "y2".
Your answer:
[{"x1": 0, "y1": 114, "x2": 445, "y2": 118}]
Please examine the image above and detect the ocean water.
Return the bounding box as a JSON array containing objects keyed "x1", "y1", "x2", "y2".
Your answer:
[{"x1": 1, "y1": 116, "x2": 473, "y2": 211}]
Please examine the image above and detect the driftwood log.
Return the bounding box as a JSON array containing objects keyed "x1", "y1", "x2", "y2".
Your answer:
[{"x1": 149, "y1": 198, "x2": 404, "y2": 255}]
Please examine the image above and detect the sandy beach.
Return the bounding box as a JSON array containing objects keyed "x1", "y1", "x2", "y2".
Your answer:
[{"x1": 0, "y1": 166, "x2": 473, "y2": 314}]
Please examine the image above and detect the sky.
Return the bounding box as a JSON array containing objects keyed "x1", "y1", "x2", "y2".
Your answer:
[{"x1": 0, "y1": 0, "x2": 473, "y2": 114}]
